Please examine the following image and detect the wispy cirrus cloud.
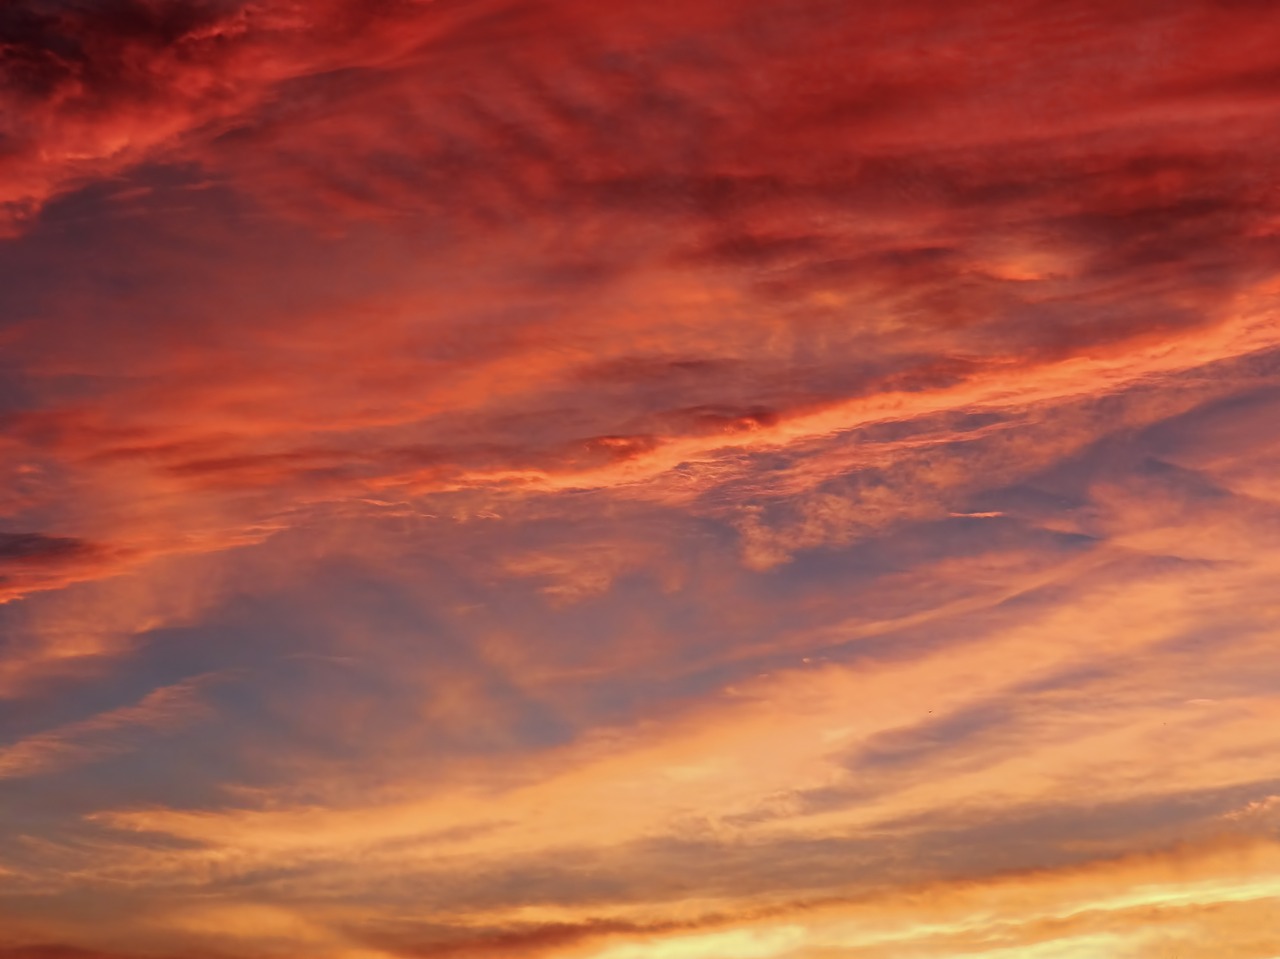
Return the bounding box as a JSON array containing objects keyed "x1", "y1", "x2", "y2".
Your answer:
[
  {"x1": 0, "y1": 674, "x2": 224, "y2": 780},
  {"x1": 3, "y1": 1, "x2": 1280, "y2": 957}
]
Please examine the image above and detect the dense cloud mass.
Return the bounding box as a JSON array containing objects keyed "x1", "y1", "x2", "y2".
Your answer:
[{"x1": 2, "y1": 1, "x2": 1280, "y2": 957}]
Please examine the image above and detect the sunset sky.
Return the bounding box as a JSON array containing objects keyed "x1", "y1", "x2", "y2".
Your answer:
[{"x1": 3, "y1": 1, "x2": 1280, "y2": 957}]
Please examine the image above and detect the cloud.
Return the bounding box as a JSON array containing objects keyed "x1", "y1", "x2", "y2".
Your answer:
[
  {"x1": 0, "y1": 533, "x2": 98, "y2": 565},
  {"x1": 0, "y1": 532, "x2": 119, "y2": 605},
  {"x1": 0, "y1": 0, "x2": 496, "y2": 233},
  {"x1": 0, "y1": 674, "x2": 222, "y2": 779},
  {"x1": 3, "y1": 0, "x2": 1280, "y2": 958},
  {"x1": 0, "y1": 950, "x2": 151, "y2": 959}
]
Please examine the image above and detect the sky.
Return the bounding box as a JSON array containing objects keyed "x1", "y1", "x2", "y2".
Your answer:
[{"x1": 2, "y1": 0, "x2": 1280, "y2": 956}]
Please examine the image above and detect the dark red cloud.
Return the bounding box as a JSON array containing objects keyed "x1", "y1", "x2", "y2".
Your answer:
[
  {"x1": 0, "y1": 532, "x2": 97, "y2": 565},
  {"x1": 0, "y1": 0, "x2": 512, "y2": 230},
  {"x1": 0, "y1": 531, "x2": 118, "y2": 603},
  {"x1": 0, "y1": 949, "x2": 168, "y2": 959}
]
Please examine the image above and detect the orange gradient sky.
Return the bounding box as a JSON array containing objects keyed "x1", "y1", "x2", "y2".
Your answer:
[{"x1": 3, "y1": 1, "x2": 1280, "y2": 957}]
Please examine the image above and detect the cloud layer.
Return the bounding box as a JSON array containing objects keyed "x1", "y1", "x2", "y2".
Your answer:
[{"x1": 3, "y1": 0, "x2": 1280, "y2": 957}]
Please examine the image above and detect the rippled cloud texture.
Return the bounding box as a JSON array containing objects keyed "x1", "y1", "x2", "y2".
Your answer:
[{"x1": 3, "y1": 0, "x2": 1280, "y2": 956}]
